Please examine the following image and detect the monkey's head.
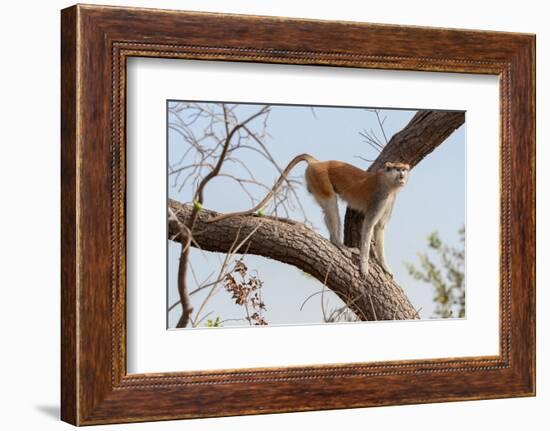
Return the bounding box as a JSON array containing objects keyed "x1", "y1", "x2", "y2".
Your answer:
[{"x1": 382, "y1": 162, "x2": 410, "y2": 188}]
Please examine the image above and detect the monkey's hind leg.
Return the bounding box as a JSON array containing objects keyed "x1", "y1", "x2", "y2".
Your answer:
[
  {"x1": 359, "y1": 219, "x2": 374, "y2": 277},
  {"x1": 319, "y1": 195, "x2": 342, "y2": 246}
]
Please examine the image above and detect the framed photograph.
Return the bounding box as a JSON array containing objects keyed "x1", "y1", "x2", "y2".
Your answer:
[{"x1": 61, "y1": 4, "x2": 535, "y2": 425}]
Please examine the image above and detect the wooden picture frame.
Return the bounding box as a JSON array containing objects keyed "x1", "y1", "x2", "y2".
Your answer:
[{"x1": 61, "y1": 4, "x2": 535, "y2": 425}]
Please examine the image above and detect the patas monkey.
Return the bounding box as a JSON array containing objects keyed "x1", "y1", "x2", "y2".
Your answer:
[{"x1": 209, "y1": 154, "x2": 409, "y2": 277}]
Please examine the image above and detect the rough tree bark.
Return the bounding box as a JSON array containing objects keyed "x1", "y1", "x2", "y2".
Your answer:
[
  {"x1": 169, "y1": 200, "x2": 418, "y2": 321},
  {"x1": 169, "y1": 110, "x2": 465, "y2": 321}
]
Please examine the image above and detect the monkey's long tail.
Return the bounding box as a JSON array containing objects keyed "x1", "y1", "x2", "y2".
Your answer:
[{"x1": 207, "y1": 153, "x2": 317, "y2": 223}]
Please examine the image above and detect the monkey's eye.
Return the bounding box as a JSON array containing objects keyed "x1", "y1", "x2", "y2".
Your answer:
[{"x1": 386, "y1": 166, "x2": 391, "y2": 172}]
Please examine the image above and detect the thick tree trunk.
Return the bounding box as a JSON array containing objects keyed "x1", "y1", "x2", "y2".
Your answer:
[
  {"x1": 169, "y1": 199, "x2": 419, "y2": 321},
  {"x1": 344, "y1": 111, "x2": 465, "y2": 247}
]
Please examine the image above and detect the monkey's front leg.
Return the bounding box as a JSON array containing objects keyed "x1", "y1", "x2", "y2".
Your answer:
[
  {"x1": 374, "y1": 225, "x2": 393, "y2": 277},
  {"x1": 359, "y1": 220, "x2": 374, "y2": 277}
]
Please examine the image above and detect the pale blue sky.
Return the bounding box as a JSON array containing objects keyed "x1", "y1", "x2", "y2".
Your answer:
[{"x1": 167, "y1": 102, "x2": 465, "y2": 328}]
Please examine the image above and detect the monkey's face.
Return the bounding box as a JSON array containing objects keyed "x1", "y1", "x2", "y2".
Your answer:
[{"x1": 382, "y1": 162, "x2": 410, "y2": 188}]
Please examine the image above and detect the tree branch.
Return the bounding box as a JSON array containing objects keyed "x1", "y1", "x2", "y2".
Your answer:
[
  {"x1": 344, "y1": 110, "x2": 465, "y2": 247},
  {"x1": 168, "y1": 199, "x2": 419, "y2": 321}
]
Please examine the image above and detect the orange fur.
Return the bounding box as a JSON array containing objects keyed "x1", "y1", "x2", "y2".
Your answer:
[{"x1": 306, "y1": 160, "x2": 404, "y2": 212}]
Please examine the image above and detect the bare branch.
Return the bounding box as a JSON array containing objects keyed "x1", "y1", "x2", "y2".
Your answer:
[{"x1": 168, "y1": 206, "x2": 193, "y2": 328}]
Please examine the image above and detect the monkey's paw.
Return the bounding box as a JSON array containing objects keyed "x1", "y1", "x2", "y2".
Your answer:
[
  {"x1": 381, "y1": 265, "x2": 394, "y2": 278},
  {"x1": 329, "y1": 238, "x2": 344, "y2": 248},
  {"x1": 335, "y1": 242, "x2": 347, "y2": 251},
  {"x1": 359, "y1": 262, "x2": 369, "y2": 278}
]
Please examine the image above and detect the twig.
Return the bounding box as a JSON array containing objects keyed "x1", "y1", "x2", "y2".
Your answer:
[
  {"x1": 299, "y1": 290, "x2": 326, "y2": 311},
  {"x1": 368, "y1": 293, "x2": 378, "y2": 321},
  {"x1": 192, "y1": 220, "x2": 265, "y2": 326}
]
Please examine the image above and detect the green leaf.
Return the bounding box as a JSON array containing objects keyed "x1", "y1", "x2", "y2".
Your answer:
[
  {"x1": 205, "y1": 316, "x2": 222, "y2": 327},
  {"x1": 405, "y1": 226, "x2": 465, "y2": 319}
]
